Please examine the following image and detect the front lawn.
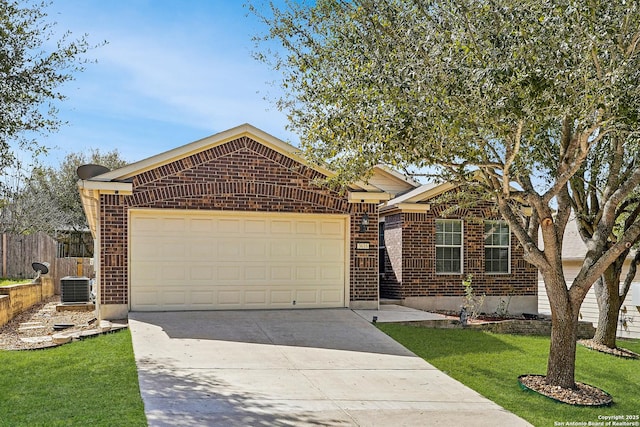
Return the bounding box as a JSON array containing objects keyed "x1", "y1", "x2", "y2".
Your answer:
[
  {"x1": 379, "y1": 324, "x2": 640, "y2": 427},
  {"x1": 0, "y1": 330, "x2": 146, "y2": 426}
]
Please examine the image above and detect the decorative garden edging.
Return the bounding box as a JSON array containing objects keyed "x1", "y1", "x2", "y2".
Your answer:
[
  {"x1": 396, "y1": 318, "x2": 596, "y2": 339},
  {"x1": 518, "y1": 374, "x2": 613, "y2": 407}
]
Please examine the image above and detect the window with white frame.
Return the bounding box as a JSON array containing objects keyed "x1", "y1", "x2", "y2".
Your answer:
[
  {"x1": 435, "y1": 219, "x2": 463, "y2": 274},
  {"x1": 484, "y1": 220, "x2": 510, "y2": 273}
]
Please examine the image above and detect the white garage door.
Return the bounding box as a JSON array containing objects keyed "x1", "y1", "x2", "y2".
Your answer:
[{"x1": 130, "y1": 210, "x2": 348, "y2": 311}]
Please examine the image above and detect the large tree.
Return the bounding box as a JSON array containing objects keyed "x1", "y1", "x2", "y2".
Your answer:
[
  {"x1": 253, "y1": 0, "x2": 640, "y2": 389},
  {"x1": 0, "y1": 0, "x2": 92, "y2": 171},
  {"x1": 26, "y1": 149, "x2": 128, "y2": 234},
  {"x1": 0, "y1": 157, "x2": 63, "y2": 234},
  {"x1": 571, "y1": 139, "x2": 640, "y2": 349}
]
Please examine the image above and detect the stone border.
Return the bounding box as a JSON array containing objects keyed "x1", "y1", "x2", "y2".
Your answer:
[
  {"x1": 14, "y1": 320, "x2": 128, "y2": 351},
  {"x1": 394, "y1": 318, "x2": 596, "y2": 339},
  {"x1": 50, "y1": 320, "x2": 128, "y2": 345}
]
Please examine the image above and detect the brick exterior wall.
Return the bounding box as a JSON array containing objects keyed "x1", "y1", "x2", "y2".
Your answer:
[
  {"x1": 99, "y1": 136, "x2": 379, "y2": 307},
  {"x1": 350, "y1": 204, "x2": 379, "y2": 301},
  {"x1": 100, "y1": 194, "x2": 128, "y2": 305},
  {"x1": 380, "y1": 197, "x2": 537, "y2": 300}
]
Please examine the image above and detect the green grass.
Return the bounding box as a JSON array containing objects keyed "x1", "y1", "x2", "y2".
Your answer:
[
  {"x1": 0, "y1": 278, "x2": 32, "y2": 286},
  {"x1": 0, "y1": 330, "x2": 146, "y2": 427},
  {"x1": 378, "y1": 324, "x2": 640, "y2": 427}
]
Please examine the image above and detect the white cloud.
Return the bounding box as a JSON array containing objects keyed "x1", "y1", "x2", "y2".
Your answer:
[{"x1": 41, "y1": 1, "x2": 297, "y2": 166}]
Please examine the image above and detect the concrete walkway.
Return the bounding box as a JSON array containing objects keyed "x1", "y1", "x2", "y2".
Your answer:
[
  {"x1": 353, "y1": 304, "x2": 451, "y2": 323},
  {"x1": 129, "y1": 308, "x2": 531, "y2": 426}
]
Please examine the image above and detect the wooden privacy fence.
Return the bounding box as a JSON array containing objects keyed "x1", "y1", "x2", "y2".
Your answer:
[{"x1": 0, "y1": 232, "x2": 94, "y2": 294}]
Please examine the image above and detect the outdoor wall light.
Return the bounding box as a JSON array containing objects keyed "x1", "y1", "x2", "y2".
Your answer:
[{"x1": 360, "y1": 212, "x2": 370, "y2": 233}]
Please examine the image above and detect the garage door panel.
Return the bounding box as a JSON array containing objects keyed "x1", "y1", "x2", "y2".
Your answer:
[
  {"x1": 131, "y1": 211, "x2": 347, "y2": 311},
  {"x1": 218, "y1": 239, "x2": 242, "y2": 257},
  {"x1": 162, "y1": 241, "x2": 186, "y2": 259},
  {"x1": 270, "y1": 265, "x2": 293, "y2": 281},
  {"x1": 162, "y1": 264, "x2": 186, "y2": 281},
  {"x1": 134, "y1": 290, "x2": 159, "y2": 306},
  {"x1": 270, "y1": 241, "x2": 293, "y2": 257},
  {"x1": 296, "y1": 290, "x2": 318, "y2": 304},
  {"x1": 296, "y1": 266, "x2": 317, "y2": 280},
  {"x1": 132, "y1": 237, "x2": 161, "y2": 259},
  {"x1": 245, "y1": 266, "x2": 267, "y2": 281},
  {"x1": 217, "y1": 266, "x2": 242, "y2": 281},
  {"x1": 295, "y1": 221, "x2": 317, "y2": 234},
  {"x1": 218, "y1": 218, "x2": 241, "y2": 233},
  {"x1": 321, "y1": 266, "x2": 344, "y2": 281},
  {"x1": 321, "y1": 221, "x2": 343, "y2": 236},
  {"x1": 134, "y1": 260, "x2": 157, "y2": 277},
  {"x1": 296, "y1": 241, "x2": 318, "y2": 257},
  {"x1": 218, "y1": 290, "x2": 242, "y2": 305},
  {"x1": 160, "y1": 217, "x2": 187, "y2": 234},
  {"x1": 244, "y1": 219, "x2": 267, "y2": 233},
  {"x1": 319, "y1": 241, "x2": 344, "y2": 260},
  {"x1": 320, "y1": 289, "x2": 343, "y2": 304},
  {"x1": 270, "y1": 220, "x2": 292, "y2": 234},
  {"x1": 190, "y1": 265, "x2": 214, "y2": 280},
  {"x1": 132, "y1": 216, "x2": 160, "y2": 233},
  {"x1": 190, "y1": 218, "x2": 214, "y2": 233},
  {"x1": 189, "y1": 290, "x2": 214, "y2": 305},
  {"x1": 270, "y1": 290, "x2": 293, "y2": 304},
  {"x1": 163, "y1": 290, "x2": 187, "y2": 305},
  {"x1": 188, "y1": 244, "x2": 216, "y2": 260},
  {"x1": 245, "y1": 290, "x2": 267, "y2": 305},
  {"x1": 245, "y1": 242, "x2": 267, "y2": 257}
]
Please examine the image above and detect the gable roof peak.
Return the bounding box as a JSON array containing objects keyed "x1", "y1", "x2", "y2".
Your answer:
[{"x1": 89, "y1": 123, "x2": 308, "y2": 182}]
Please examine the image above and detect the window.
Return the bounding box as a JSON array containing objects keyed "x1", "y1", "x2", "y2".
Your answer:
[
  {"x1": 435, "y1": 220, "x2": 462, "y2": 273},
  {"x1": 484, "y1": 220, "x2": 510, "y2": 273}
]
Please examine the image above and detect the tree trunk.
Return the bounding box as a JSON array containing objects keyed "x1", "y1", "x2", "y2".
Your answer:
[
  {"x1": 543, "y1": 271, "x2": 580, "y2": 389},
  {"x1": 593, "y1": 267, "x2": 623, "y2": 348},
  {"x1": 546, "y1": 305, "x2": 579, "y2": 389}
]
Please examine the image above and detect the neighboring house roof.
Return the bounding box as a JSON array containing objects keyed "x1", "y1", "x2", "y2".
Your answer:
[
  {"x1": 78, "y1": 123, "x2": 410, "y2": 235},
  {"x1": 540, "y1": 215, "x2": 638, "y2": 262},
  {"x1": 558, "y1": 217, "x2": 587, "y2": 261}
]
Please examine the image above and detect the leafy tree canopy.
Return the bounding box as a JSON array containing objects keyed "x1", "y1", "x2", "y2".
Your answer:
[
  {"x1": 0, "y1": 149, "x2": 127, "y2": 235},
  {"x1": 0, "y1": 0, "x2": 94, "y2": 170},
  {"x1": 255, "y1": 0, "x2": 639, "y2": 187},
  {"x1": 254, "y1": 0, "x2": 640, "y2": 388},
  {"x1": 31, "y1": 149, "x2": 128, "y2": 233}
]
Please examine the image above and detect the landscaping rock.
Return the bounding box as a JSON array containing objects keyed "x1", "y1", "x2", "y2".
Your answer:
[
  {"x1": 52, "y1": 333, "x2": 73, "y2": 345},
  {"x1": 99, "y1": 320, "x2": 112, "y2": 332},
  {"x1": 0, "y1": 295, "x2": 126, "y2": 350},
  {"x1": 20, "y1": 336, "x2": 52, "y2": 344}
]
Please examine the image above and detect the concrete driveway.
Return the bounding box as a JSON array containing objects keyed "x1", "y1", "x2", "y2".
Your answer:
[{"x1": 129, "y1": 309, "x2": 531, "y2": 426}]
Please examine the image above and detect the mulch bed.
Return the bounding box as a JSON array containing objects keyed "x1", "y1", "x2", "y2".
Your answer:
[
  {"x1": 519, "y1": 374, "x2": 613, "y2": 406},
  {"x1": 578, "y1": 339, "x2": 640, "y2": 359}
]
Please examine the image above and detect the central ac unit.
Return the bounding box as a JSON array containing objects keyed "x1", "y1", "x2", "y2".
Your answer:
[{"x1": 60, "y1": 276, "x2": 91, "y2": 303}]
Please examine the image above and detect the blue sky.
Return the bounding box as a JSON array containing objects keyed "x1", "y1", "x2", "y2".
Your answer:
[{"x1": 39, "y1": 0, "x2": 294, "y2": 166}]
